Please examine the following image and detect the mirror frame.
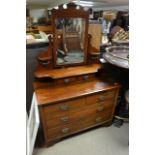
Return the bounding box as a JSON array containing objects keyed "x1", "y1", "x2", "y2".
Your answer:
[{"x1": 51, "y1": 4, "x2": 89, "y2": 68}]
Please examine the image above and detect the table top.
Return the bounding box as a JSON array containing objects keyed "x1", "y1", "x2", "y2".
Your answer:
[
  {"x1": 35, "y1": 78, "x2": 120, "y2": 106},
  {"x1": 101, "y1": 46, "x2": 129, "y2": 69}
]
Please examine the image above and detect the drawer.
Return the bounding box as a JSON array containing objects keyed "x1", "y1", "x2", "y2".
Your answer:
[
  {"x1": 46, "y1": 109, "x2": 112, "y2": 141},
  {"x1": 77, "y1": 74, "x2": 96, "y2": 81},
  {"x1": 54, "y1": 77, "x2": 77, "y2": 85},
  {"x1": 45, "y1": 107, "x2": 95, "y2": 128},
  {"x1": 44, "y1": 98, "x2": 85, "y2": 120},
  {"x1": 86, "y1": 91, "x2": 116, "y2": 105},
  {"x1": 45, "y1": 102, "x2": 113, "y2": 128}
]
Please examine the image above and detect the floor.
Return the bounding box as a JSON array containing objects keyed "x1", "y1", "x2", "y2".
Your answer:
[{"x1": 33, "y1": 123, "x2": 129, "y2": 155}]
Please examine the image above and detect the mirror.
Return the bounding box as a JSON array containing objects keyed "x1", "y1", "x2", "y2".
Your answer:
[
  {"x1": 52, "y1": 5, "x2": 89, "y2": 67},
  {"x1": 55, "y1": 17, "x2": 85, "y2": 65}
]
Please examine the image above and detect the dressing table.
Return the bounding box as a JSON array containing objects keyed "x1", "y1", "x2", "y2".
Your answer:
[{"x1": 34, "y1": 4, "x2": 120, "y2": 146}]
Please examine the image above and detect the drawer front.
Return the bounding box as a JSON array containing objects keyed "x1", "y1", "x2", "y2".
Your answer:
[
  {"x1": 41, "y1": 90, "x2": 118, "y2": 143},
  {"x1": 55, "y1": 77, "x2": 77, "y2": 85},
  {"x1": 54, "y1": 74, "x2": 95, "y2": 86},
  {"x1": 45, "y1": 107, "x2": 94, "y2": 128},
  {"x1": 44, "y1": 98, "x2": 85, "y2": 120},
  {"x1": 44, "y1": 101, "x2": 114, "y2": 128},
  {"x1": 46, "y1": 109, "x2": 112, "y2": 141},
  {"x1": 86, "y1": 91, "x2": 116, "y2": 105},
  {"x1": 77, "y1": 74, "x2": 96, "y2": 81}
]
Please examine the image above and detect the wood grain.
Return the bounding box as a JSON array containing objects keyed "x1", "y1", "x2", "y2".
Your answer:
[
  {"x1": 46, "y1": 109, "x2": 112, "y2": 141},
  {"x1": 35, "y1": 63, "x2": 101, "y2": 79},
  {"x1": 35, "y1": 78, "x2": 120, "y2": 106},
  {"x1": 44, "y1": 97, "x2": 114, "y2": 121}
]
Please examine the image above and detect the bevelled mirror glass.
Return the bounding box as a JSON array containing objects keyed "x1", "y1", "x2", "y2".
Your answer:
[
  {"x1": 55, "y1": 17, "x2": 85, "y2": 65},
  {"x1": 51, "y1": 5, "x2": 89, "y2": 68}
]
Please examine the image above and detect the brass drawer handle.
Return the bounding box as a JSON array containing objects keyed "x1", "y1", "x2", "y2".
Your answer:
[
  {"x1": 60, "y1": 116, "x2": 69, "y2": 122},
  {"x1": 83, "y1": 75, "x2": 89, "y2": 80},
  {"x1": 62, "y1": 128, "x2": 70, "y2": 134},
  {"x1": 97, "y1": 106, "x2": 104, "y2": 112},
  {"x1": 59, "y1": 105, "x2": 69, "y2": 111},
  {"x1": 64, "y1": 78, "x2": 70, "y2": 83},
  {"x1": 98, "y1": 96, "x2": 106, "y2": 101},
  {"x1": 106, "y1": 91, "x2": 113, "y2": 95},
  {"x1": 96, "y1": 117, "x2": 102, "y2": 123}
]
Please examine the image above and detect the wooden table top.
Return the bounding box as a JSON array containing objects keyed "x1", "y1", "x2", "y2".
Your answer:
[{"x1": 35, "y1": 78, "x2": 120, "y2": 106}]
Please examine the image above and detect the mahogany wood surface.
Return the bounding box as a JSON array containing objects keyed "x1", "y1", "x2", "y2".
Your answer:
[
  {"x1": 54, "y1": 73, "x2": 96, "y2": 86},
  {"x1": 46, "y1": 108, "x2": 111, "y2": 129},
  {"x1": 46, "y1": 109, "x2": 112, "y2": 141},
  {"x1": 33, "y1": 73, "x2": 96, "y2": 89},
  {"x1": 44, "y1": 98, "x2": 114, "y2": 120},
  {"x1": 40, "y1": 97, "x2": 114, "y2": 145},
  {"x1": 35, "y1": 77, "x2": 119, "y2": 106},
  {"x1": 36, "y1": 76, "x2": 120, "y2": 145},
  {"x1": 35, "y1": 63, "x2": 101, "y2": 79},
  {"x1": 33, "y1": 4, "x2": 120, "y2": 146},
  {"x1": 43, "y1": 99, "x2": 114, "y2": 128},
  {"x1": 45, "y1": 120, "x2": 112, "y2": 146}
]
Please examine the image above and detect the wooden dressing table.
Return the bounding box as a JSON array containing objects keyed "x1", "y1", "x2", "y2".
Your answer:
[{"x1": 34, "y1": 4, "x2": 120, "y2": 146}]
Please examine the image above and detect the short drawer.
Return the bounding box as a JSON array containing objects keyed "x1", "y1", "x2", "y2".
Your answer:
[
  {"x1": 46, "y1": 109, "x2": 112, "y2": 141},
  {"x1": 86, "y1": 91, "x2": 116, "y2": 105},
  {"x1": 54, "y1": 77, "x2": 77, "y2": 85},
  {"x1": 77, "y1": 74, "x2": 96, "y2": 81},
  {"x1": 44, "y1": 98, "x2": 85, "y2": 120}
]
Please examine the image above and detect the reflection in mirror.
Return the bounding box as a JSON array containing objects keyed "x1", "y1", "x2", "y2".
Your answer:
[{"x1": 55, "y1": 18, "x2": 85, "y2": 65}]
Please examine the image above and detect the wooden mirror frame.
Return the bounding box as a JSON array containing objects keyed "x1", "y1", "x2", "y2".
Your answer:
[{"x1": 51, "y1": 4, "x2": 89, "y2": 68}]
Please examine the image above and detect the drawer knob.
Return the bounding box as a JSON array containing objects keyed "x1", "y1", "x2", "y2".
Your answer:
[
  {"x1": 60, "y1": 116, "x2": 69, "y2": 122},
  {"x1": 98, "y1": 96, "x2": 105, "y2": 101},
  {"x1": 60, "y1": 105, "x2": 69, "y2": 111},
  {"x1": 108, "y1": 92, "x2": 113, "y2": 94},
  {"x1": 64, "y1": 78, "x2": 70, "y2": 83},
  {"x1": 96, "y1": 117, "x2": 102, "y2": 123},
  {"x1": 62, "y1": 128, "x2": 70, "y2": 134},
  {"x1": 97, "y1": 106, "x2": 104, "y2": 112}
]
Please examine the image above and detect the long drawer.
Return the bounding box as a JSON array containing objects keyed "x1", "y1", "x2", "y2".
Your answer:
[
  {"x1": 44, "y1": 100, "x2": 114, "y2": 128},
  {"x1": 44, "y1": 94, "x2": 115, "y2": 120},
  {"x1": 46, "y1": 109, "x2": 112, "y2": 141},
  {"x1": 40, "y1": 90, "x2": 118, "y2": 144}
]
